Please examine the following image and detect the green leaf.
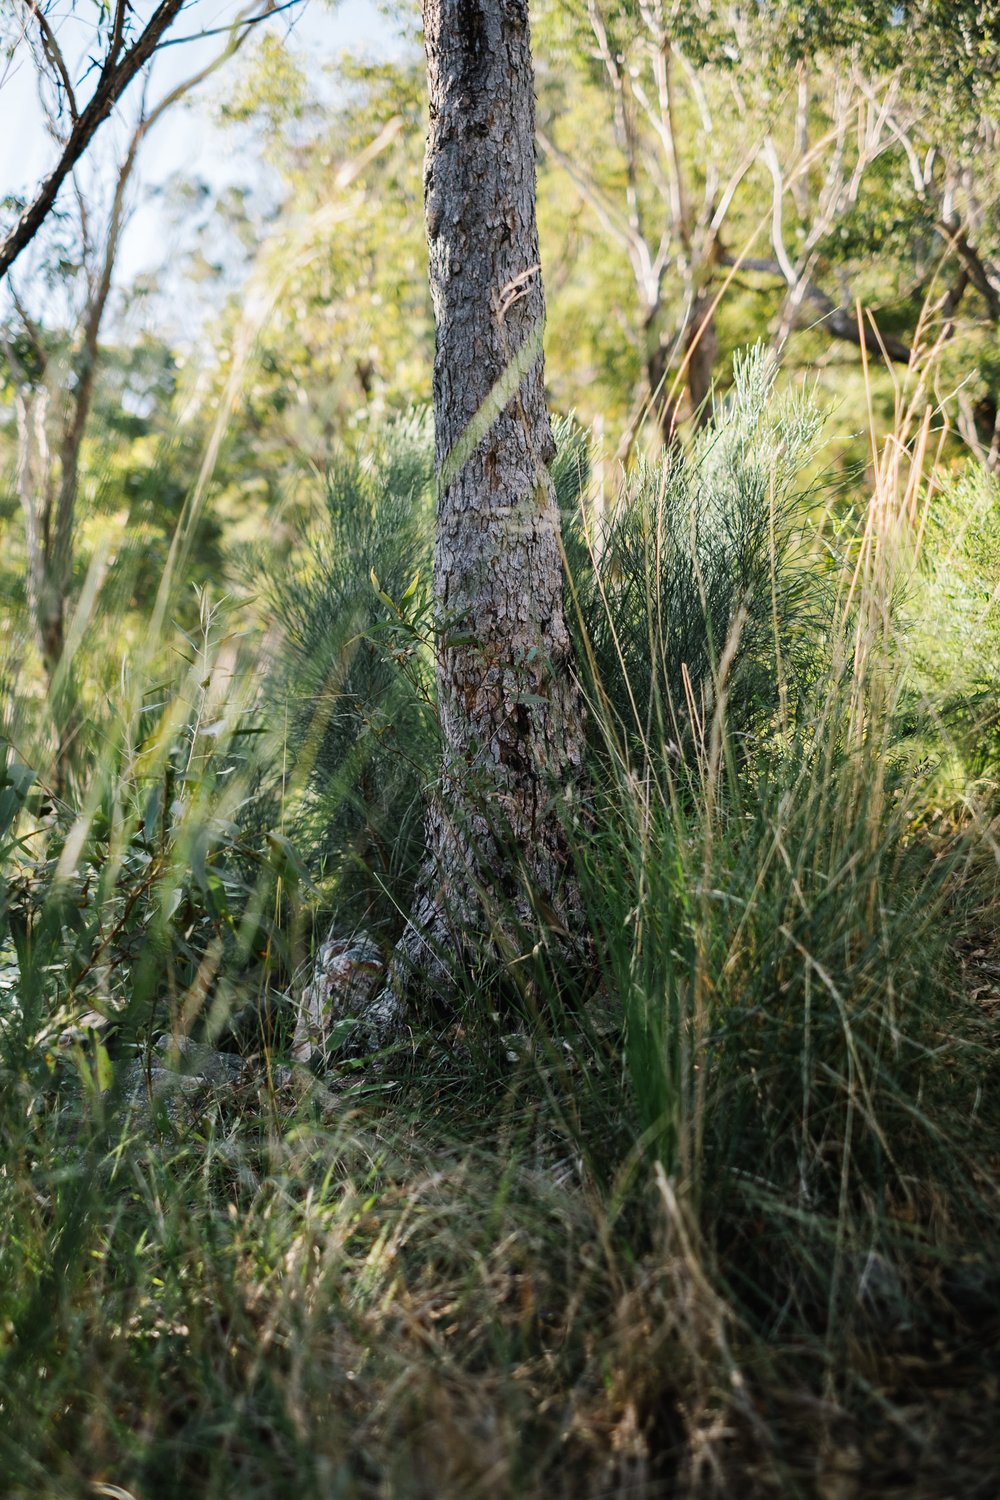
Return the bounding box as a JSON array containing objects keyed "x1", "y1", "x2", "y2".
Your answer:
[{"x1": 95, "y1": 1040, "x2": 114, "y2": 1093}]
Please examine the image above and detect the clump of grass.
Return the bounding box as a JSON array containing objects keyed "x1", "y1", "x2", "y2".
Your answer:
[
  {"x1": 256, "y1": 414, "x2": 438, "y2": 933},
  {"x1": 0, "y1": 1074, "x2": 722, "y2": 1499},
  {"x1": 558, "y1": 352, "x2": 1000, "y2": 1488},
  {"x1": 904, "y1": 464, "x2": 1000, "y2": 794},
  {"x1": 566, "y1": 349, "x2": 829, "y2": 779}
]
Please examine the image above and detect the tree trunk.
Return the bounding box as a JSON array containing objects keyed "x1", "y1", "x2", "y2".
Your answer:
[
  {"x1": 645, "y1": 317, "x2": 682, "y2": 450},
  {"x1": 366, "y1": 0, "x2": 587, "y2": 1038},
  {"x1": 645, "y1": 290, "x2": 717, "y2": 447},
  {"x1": 685, "y1": 290, "x2": 717, "y2": 430},
  {"x1": 11, "y1": 377, "x2": 75, "y2": 788}
]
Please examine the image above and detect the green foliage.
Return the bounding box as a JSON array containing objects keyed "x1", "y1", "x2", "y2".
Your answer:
[
  {"x1": 2, "y1": 371, "x2": 998, "y2": 1498},
  {"x1": 2, "y1": 2, "x2": 1000, "y2": 1488},
  {"x1": 908, "y1": 467, "x2": 1000, "y2": 787},
  {"x1": 218, "y1": 33, "x2": 310, "y2": 135},
  {"x1": 1, "y1": 592, "x2": 294, "y2": 1081},
  {"x1": 258, "y1": 414, "x2": 437, "y2": 928},
  {"x1": 567, "y1": 350, "x2": 828, "y2": 772},
  {"x1": 561, "y1": 366, "x2": 999, "y2": 1448}
]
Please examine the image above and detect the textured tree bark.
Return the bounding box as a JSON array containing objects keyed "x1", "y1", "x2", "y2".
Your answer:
[{"x1": 364, "y1": 0, "x2": 587, "y2": 1039}]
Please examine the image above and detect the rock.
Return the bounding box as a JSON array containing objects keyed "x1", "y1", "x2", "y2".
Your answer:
[
  {"x1": 294, "y1": 933, "x2": 385, "y2": 1064},
  {"x1": 57, "y1": 1008, "x2": 118, "y2": 1049},
  {"x1": 121, "y1": 1036, "x2": 286, "y2": 1131},
  {"x1": 152, "y1": 1033, "x2": 246, "y2": 1083},
  {"x1": 121, "y1": 1058, "x2": 214, "y2": 1130},
  {"x1": 854, "y1": 1249, "x2": 908, "y2": 1327}
]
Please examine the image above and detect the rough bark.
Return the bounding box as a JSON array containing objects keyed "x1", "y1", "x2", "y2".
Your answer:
[{"x1": 364, "y1": 0, "x2": 587, "y2": 1040}]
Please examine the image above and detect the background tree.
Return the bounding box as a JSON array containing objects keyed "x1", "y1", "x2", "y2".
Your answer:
[
  {"x1": 1, "y1": 1, "x2": 294, "y2": 778},
  {"x1": 531, "y1": 0, "x2": 1000, "y2": 459}
]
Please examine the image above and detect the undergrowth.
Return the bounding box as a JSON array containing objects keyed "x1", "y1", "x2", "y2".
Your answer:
[{"x1": 1, "y1": 352, "x2": 998, "y2": 1498}]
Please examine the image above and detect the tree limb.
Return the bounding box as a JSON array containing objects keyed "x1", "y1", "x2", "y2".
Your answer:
[
  {"x1": 536, "y1": 124, "x2": 643, "y2": 262},
  {"x1": 50, "y1": 0, "x2": 282, "y2": 612},
  {"x1": 943, "y1": 224, "x2": 1000, "y2": 323},
  {"x1": 157, "y1": 0, "x2": 304, "y2": 48},
  {"x1": 0, "y1": 0, "x2": 185, "y2": 282},
  {"x1": 20, "y1": 0, "x2": 78, "y2": 121},
  {"x1": 726, "y1": 254, "x2": 912, "y2": 363}
]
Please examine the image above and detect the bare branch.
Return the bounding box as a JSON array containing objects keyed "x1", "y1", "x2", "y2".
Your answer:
[
  {"x1": 940, "y1": 222, "x2": 1000, "y2": 324},
  {"x1": 0, "y1": 0, "x2": 185, "y2": 282},
  {"x1": 587, "y1": 0, "x2": 644, "y2": 246},
  {"x1": 726, "y1": 253, "x2": 912, "y2": 363},
  {"x1": 709, "y1": 150, "x2": 758, "y2": 235},
  {"x1": 50, "y1": 1, "x2": 285, "y2": 614},
  {"x1": 852, "y1": 68, "x2": 1000, "y2": 324},
  {"x1": 109, "y1": 0, "x2": 128, "y2": 68},
  {"x1": 536, "y1": 125, "x2": 642, "y2": 261},
  {"x1": 7, "y1": 281, "x2": 47, "y2": 374},
  {"x1": 792, "y1": 60, "x2": 809, "y2": 216},
  {"x1": 157, "y1": 0, "x2": 304, "y2": 49},
  {"x1": 760, "y1": 138, "x2": 798, "y2": 288},
  {"x1": 854, "y1": 67, "x2": 926, "y2": 193},
  {"x1": 20, "y1": 0, "x2": 78, "y2": 121},
  {"x1": 672, "y1": 43, "x2": 719, "y2": 228}
]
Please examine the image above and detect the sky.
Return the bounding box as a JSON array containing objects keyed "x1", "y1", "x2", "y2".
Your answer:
[{"x1": 0, "y1": 1, "x2": 403, "y2": 300}]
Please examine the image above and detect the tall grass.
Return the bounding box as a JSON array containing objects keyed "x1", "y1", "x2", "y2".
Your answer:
[{"x1": 1, "y1": 351, "x2": 998, "y2": 1497}]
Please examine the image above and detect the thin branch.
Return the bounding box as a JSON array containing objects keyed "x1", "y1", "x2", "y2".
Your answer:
[
  {"x1": 587, "y1": 0, "x2": 644, "y2": 247},
  {"x1": 50, "y1": 0, "x2": 282, "y2": 605},
  {"x1": 725, "y1": 253, "x2": 912, "y2": 363},
  {"x1": 0, "y1": 0, "x2": 185, "y2": 282},
  {"x1": 7, "y1": 281, "x2": 47, "y2": 374},
  {"x1": 143, "y1": 0, "x2": 278, "y2": 134},
  {"x1": 672, "y1": 42, "x2": 719, "y2": 228},
  {"x1": 855, "y1": 67, "x2": 926, "y2": 193},
  {"x1": 157, "y1": 0, "x2": 304, "y2": 48},
  {"x1": 536, "y1": 125, "x2": 641, "y2": 260},
  {"x1": 792, "y1": 60, "x2": 809, "y2": 216},
  {"x1": 853, "y1": 68, "x2": 1000, "y2": 323},
  {"x1": 942, "y1": 224, "x2": 1000, "y2": 323},
  {"x1": 109, "y1": 0, "x2": 128, "y2": 68},
  {"x1": 709, "y1": 149, "x2": 758, "y2": 234},
  {"x1": 20, "y1": 0, "x2": 78, "y2": 121},
  {"x1": 760, "y1": 138, "x2": 798, "y2": 286}
]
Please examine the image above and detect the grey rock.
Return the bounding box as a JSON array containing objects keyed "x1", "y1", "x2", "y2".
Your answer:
[
  {"x1": 122, "y1": 1037, "x2": 262, "y2": 1130},
  {"x1": 854, "y1": 1250, "x2": 908, "y2": 1325},
  {"x1": 58, "y1": 1008, "x2": 117, "y2": 1048},
  {"x1": 294, "y1": 932, "x2": 385, "y2": 1064},
  {"x1": 121, "y1": 1059, "x2": 211, "y2": 1130},
  {"x1": 153, "y1": 1034, "x2": 246, "y2": 1083}
]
